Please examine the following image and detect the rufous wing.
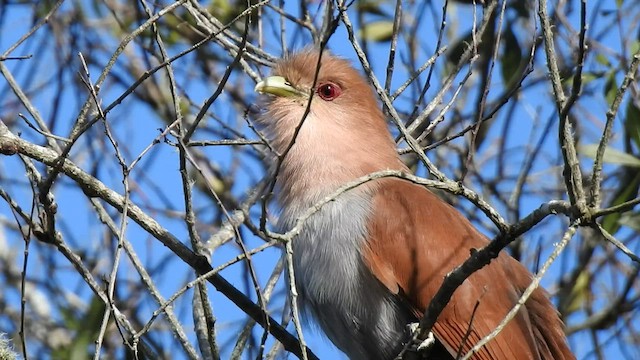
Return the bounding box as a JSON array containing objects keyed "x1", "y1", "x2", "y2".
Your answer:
[{"x1": 362, "y1": 178, "x2": 573, "y2": 360}]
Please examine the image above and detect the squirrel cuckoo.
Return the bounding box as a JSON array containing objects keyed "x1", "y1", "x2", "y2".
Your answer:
[{"x1": 255, "y1": 50, "x2": 574, "y2": 360}]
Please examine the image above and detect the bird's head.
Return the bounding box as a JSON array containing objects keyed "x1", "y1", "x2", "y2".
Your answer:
[
  {"x1": 255, "y1": 50, "x2": 404, "y2": 204},
  {"x1": 255, "y1": 50, "x2": 396, "y2": 149},
  {"x1": 255, "y1": 50, "x2": 369, "y2": 106}
]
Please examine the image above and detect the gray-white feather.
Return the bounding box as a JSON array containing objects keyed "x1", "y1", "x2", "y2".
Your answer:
[{"x1": 279, "y1": 190, "x2": 412, "y2": 360}]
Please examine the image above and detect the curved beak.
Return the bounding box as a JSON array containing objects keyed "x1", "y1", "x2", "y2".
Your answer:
[{"x1": 254, "y1": 76, "x2": 307, "y2": 98}]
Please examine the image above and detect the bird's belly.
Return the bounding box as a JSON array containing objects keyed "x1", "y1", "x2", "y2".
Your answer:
[{"x1": 281, "y1": 194, "x2": 412, "y2": 360}]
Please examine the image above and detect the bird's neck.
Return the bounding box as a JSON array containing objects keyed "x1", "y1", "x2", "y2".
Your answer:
[{"x1": 274, "y1": 124, "x2": 404, "y2": 209}]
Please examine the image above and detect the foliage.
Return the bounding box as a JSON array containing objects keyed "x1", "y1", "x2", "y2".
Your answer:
[{"x1": 0, "y1": 0, "x2": 639, "y2": 359}]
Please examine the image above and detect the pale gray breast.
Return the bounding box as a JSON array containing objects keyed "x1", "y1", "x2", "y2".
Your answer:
[{"x1": 279, "y1": 191, "x2": 414, "y2": 360}]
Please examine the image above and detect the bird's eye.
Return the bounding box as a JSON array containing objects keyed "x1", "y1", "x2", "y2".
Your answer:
[{"x1": 316, "y1": 82, "x2": 342, "y2": 101}]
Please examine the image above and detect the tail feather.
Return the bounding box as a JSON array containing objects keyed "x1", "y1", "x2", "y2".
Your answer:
[{"x1": 526, "y1": 288, "x2": 575, "y2": 360}]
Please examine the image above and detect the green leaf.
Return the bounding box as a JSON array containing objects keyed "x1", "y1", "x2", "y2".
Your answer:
[
  {"x1": 52, "y1": 296, "x2": 107, "y2": 360},
  {"x1": 512, "y1": 0, "x2": 530, "y2": 18},
  {"x1": 564, "y1": 270, "x2": 591, "y2": 315},
  {"x1": 604, "y1": 72, "x2": 618, "y2": 106},
  {"x1": 447, "y1": 31, "x2": 473, "y2": 65},
  {"x1": 501, "y1": 28, "x2": 523, "y2": 86},
  {"x1": 359, "y1": 21, "x2": 395, "y2": 42},
  {"x1": 579, "y1": 144, "x2": 640, "y2": 167},
  {"x1": 357, "y1": 0, "x2": 389, "y2": 16},
  {"x1": 602, "y1": 172, "x2": 640, "y2": 234},
  {"x1": 595, "y1": 53, "x2": 611, "y2": 67},
  {"x1": 619, "y1": 212, "x2": 640, "y2": 232},
  {"x1": 581, "y1": 72, "x2": 600, "y2": 85},
  {"x1": 631, "y1": 40, "x2": 640, "y2": 58},
  {"x1": 625, "y1": 101, "x2": 640, "y2": 149}
]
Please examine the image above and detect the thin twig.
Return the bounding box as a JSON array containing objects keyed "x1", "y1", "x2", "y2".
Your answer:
[
  {"x1": 538, "y1": 0, "x2": 588, "y2": 216},
  {"x1": 589, "y1": 42, "x2": 640, "y2": 207},
  {"x1": 0, "y1": 120, "x2": 318, "y2": 360}
]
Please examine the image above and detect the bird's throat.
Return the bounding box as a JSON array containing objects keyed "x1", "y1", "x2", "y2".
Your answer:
[{"x1": 264, "y1": 104, "x2": 404, "y2": 207}]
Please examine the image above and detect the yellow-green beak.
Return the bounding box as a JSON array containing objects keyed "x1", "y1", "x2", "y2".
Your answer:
[{"x1": 254, "y1": 76, "x2": 307, "y2": 98}]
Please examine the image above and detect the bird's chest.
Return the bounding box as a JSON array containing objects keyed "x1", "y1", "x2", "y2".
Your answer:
[
  {"x1": 281, "y1": 193, "x2": 371, "y2": 313},
  {"x1": 279, "y1": 193, "x2": 410, "y2": 359}
]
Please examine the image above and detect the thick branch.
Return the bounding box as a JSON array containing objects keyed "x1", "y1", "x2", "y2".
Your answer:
[{"x1": 0, "y1": 121, "x2": 317, "y2": 360}]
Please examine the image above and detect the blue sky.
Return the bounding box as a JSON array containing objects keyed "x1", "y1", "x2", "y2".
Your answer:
[{"x1": 1, "y1": 1, "x2": 639, "y2": 359}]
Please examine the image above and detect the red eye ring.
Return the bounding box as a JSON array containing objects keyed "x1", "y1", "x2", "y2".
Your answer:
[{"x1": 316, "y1": 82, "x2": 342, "y2": 101}]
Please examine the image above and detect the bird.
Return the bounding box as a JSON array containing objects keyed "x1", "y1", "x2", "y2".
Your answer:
[{"x1": 254, "y1": 50, "x2": 574, "y2": 360}]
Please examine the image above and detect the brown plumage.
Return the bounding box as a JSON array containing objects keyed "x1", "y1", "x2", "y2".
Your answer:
[{"x1": 255, "y1": 50, "x2": 574, "y2": 360}]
